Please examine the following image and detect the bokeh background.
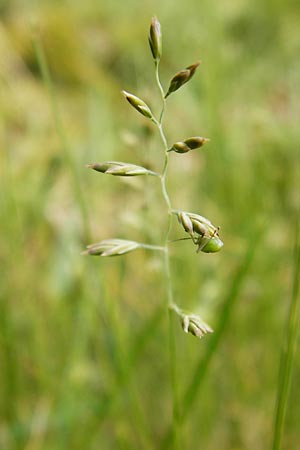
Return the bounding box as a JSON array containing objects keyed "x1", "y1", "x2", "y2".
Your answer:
[{"x1": 1, "y1": 0, "x2": 299, "y2": 449}]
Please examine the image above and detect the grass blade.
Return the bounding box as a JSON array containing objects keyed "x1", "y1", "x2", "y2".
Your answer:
[
  {"x1": 181, "y1": 236, "x2": 259, "y2": 420},
  {"x1": 160, "y1": 233, "x2": 260, "y2": 449},
  {"x1": 32, "y1": 28, "x2": 91, "y2": 241},
  {"x1": 272, "y1": 219, "x2": 300, "y2": 450}
]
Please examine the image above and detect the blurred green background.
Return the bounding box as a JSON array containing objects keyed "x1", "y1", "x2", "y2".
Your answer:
[{"x1": 0, "y1": 0, "x2": 299, "y2": 449}]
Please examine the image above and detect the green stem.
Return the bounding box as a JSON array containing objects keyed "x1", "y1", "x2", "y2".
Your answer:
[
  {"x1": 140, "y1": 243, "x2": 165, "y2": 252},
  {"x1": 272, "y1": 218, "x2": 300, "y2": 450},
  {"x1": 154, "y1": 60, "x2": 180, "y2": 450},
  {"x1": 32, "y1": 30, "x2": 91, "y2": 241},
  {"x1": 161, "y1": 152, "x2": 172, "y2": 212},
  {"x1": 159, "y1": 234, "x2": 260, "y2": 450},
  {"x1": 155, "y1": 61, "x2": 166, "y2": 124}
]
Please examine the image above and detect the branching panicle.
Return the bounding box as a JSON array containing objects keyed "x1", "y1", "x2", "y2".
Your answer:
[
  {"x1": 83, "y1": 17, "x2": 223, "y2": 336},
  {"x1": 83, "y1": 18, "x2": 224, "y2": 449}
]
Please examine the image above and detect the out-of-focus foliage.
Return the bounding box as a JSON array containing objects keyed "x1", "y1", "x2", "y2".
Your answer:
[{"x1": 0, "y1": 0, "x2": 299, "y2": 449}]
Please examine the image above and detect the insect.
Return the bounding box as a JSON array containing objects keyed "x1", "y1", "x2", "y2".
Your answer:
[
  {"x1": 174, "y1": 210, "x2": 224, "y2": 253},
  {"x1": 193, "y1": 227, "x2": 223, "y2": 253}
]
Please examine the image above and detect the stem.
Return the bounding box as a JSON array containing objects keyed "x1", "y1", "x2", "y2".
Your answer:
[
  {"x1": 32, "y1": 30, "x2": 91, "y2": 242},
  {"x1": 154, "y1": 60, "x2": 180, "y2": 449},
  {"x1": 272, "y1": 218, "x2": 300, "y2": 450},
  {"x1": 161, "y1": 151, "x2": 172, "y2": 212},
  {"x1": 140, "y1": 243, "x2": 165, "y2": 252},
  {"x1": 159, "y1": 234, "x2": 260, "y2": 450},
  {"x1": 155, "y1": 61, "x2": 166, "y2": 124}
]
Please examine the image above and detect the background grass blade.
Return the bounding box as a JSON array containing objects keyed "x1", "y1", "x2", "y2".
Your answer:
[
  {"x1": 1, "y1": 2, "x2": 300, "y2": 448},
  {"x1": 272, "y1": 219, "x2": 300, "y2": 450},
  {"x1": 182, "y1": 234, "x2": 260, "y2": 420},
  {"x1": 32, "y1": 29, "x2": 91, "y2": 241},
  {"x1": 160, "y1": 233, "x2": 261, "y2": 449}
]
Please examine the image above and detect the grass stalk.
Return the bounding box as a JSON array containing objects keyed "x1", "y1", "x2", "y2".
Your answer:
[
  {"x1": 181, "y1": 235, "x2": 260, "y2": 420},
  {"x1": 32, "y1": 30, "x2": 91, "y2": 241},
  {"x1": 159, "y1": 233, "x2": 260, "y2": 449},
  {"x1": 271, "y1": 218, "x2": 300, "y2": 450},
  {"x1": 106, "y1": 281, "x2": 154, "y2": 450},
  {"x1": 154, "y1": 61, "x2": 181, "y2": 450}
]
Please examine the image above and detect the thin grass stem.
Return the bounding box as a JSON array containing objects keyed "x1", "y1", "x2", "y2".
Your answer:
[
  {"x1": 155, "y1": 61, "x2": 166, "y2": 123},
  {"x1": 154, "y1": 60, "x2": 181, "y2": 450},
  {"x1": 159, "y1": 232, "x2": 261, "y2": 449},
  {"x1": 32, "y1": 30, "x2": 91, "y2": 241},
  {"x1": 140, "y1": 243, "x2": 165, "y2": 252},
  {"x1": 100, "y1": 277, "x2": 155, "y2": 450},
  {"x1": 272, "y1": 218, "x2": 300, "y2": 450},
  {"x1": 181, "y1": 235, "x2": 260, "y2": 421}
]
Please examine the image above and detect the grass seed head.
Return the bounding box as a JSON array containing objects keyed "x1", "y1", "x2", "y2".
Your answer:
[
  {"x1": 82, "y1": 239, "x2": 140, "y2": 256},
  {"x1": 181, "y1": 313, "x2": 213, "y2": 338},
  {"x1": 174, "y1": 210, "x2": 223, "y2": 253},
  {"x1": 86, "y1": 161, "x2": 158, "y2": 177},
  {"x1": 149, "y1": 16, "x2": 162, "y2": 62},
  {"x1": 165, "y1": 61, "x2": 201, "y2": 98},
  {"x1": 177, "y1": 211, "x2": 194, "y2": 234},
  {"x1": 122, "y1": 91, "x2": 153, "y2": 119},
  {"x1": 169, "y1": 136, "x2": 209, "y2": 153},
  {"x1": 191, "y1": 219, "x2": 208, "y2": 236}
]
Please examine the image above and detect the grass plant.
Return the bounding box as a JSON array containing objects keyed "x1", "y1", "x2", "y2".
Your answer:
[
  {"x1": 83, "y1": 17, "x2": 225, "y2": 448},
  {"x1": 272, "y1": 218, "x2": 300, "y2": 450},
  {"x1": 0, "y1": 2, "x2": 300, "y2": 449}
]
